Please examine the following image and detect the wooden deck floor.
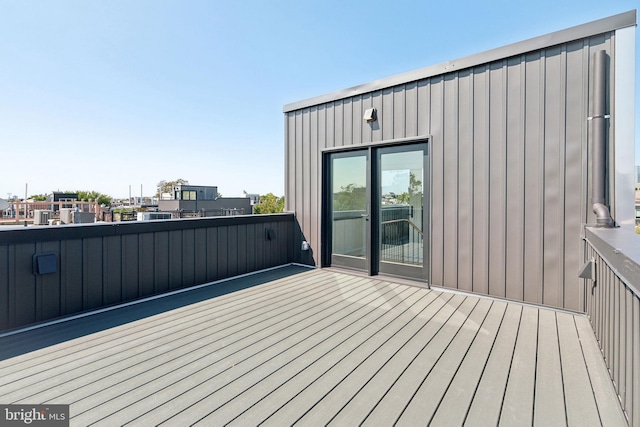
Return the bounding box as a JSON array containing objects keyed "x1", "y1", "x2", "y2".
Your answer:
[{"x1": 0, "y1": 266, "x2": 628, "y2": 426}]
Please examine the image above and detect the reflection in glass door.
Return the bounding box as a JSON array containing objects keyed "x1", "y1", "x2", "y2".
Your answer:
[
  {"x1": 378, "y1": 145, "x2": 426, "y2": 278},
  {"x1": 329, "y1": 151, "x2": 368, "y2": 270}
]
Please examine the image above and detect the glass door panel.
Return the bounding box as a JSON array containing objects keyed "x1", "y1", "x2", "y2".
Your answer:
[
  {"x1": 378, "y1": 145, "x2": 427, "y2": 278},
  {"x1": 329, "y1": 151, "x2": 368, "y2": 270}
]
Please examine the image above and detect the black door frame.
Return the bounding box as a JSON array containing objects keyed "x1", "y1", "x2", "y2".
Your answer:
[{"x1": 321, "y1": 137, "x2": 430, "y2": 282}]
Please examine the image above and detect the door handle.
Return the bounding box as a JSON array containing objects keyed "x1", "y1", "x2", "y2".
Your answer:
[{"x1": 361, "y1": 213, "x2": 369, "y2": 221}]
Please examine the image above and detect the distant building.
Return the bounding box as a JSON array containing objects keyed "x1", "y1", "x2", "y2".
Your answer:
[
  {"x1": 47, "y1": 192, "x2": 78, "y2": 212},
  {"x1": 157, "y1": 184, "x2": 252, "y2": 216}
]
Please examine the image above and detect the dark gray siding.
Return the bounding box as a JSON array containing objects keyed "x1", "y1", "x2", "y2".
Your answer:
[
  {"x1": 285, "y1": 24, "x2": 622, "y2": 311},
  {"x1": 0, "y1": 214, "x2": 297, "y2": 332},
  {"x1": 585, "y1": 227, "x2": 640, "y2": 427}
]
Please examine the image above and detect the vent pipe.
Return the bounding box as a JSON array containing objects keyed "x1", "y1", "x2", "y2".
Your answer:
[{"x1": 591, "y1": 50, "x2": 614, "y2": 227}]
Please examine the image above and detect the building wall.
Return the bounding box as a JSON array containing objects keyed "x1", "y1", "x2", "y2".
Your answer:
[{"x1": 284, "y1": 13, "x2": 635, "y2": 311}]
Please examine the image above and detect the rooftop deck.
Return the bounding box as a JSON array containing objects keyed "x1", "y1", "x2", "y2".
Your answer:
[{"x1": 0, "y1": 265, "x2": 627, "y2": 426}]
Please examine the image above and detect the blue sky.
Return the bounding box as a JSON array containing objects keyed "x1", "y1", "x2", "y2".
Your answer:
[{"x1": 0, "y1": 1, "x2": 638, "y2": 199}]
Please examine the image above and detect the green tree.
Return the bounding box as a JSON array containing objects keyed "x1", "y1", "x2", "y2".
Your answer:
[
  {"x1": 28, "y1": 194, "x2": 48, "y2": 201},
  {"x1": 74, "y1": 190, "x2": 112, "y2": 206},
  {"x1": 156, "y1": 179, "x2": 189, "y2": 198},
  {"x1": 253, "y1": 193, "x2": 285, "y2": 214},
  {"x1": 333, "y1": 184, "x2": 366, "y2": 211}
]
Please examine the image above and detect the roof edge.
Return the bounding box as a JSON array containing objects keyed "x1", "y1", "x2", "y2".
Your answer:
[{"x1": 283, "y1": 9, "x2": 637, "y2": 113}]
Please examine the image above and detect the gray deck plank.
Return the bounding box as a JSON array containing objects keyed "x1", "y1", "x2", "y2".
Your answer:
[
  {"x1": 0, "y1": 268, "x2": 628, "y2": 427},
  {"x1": 574, "y1": 314, "x2": 628, "y2": 426},
  {"x1": 556, "y1": 311, "x2": 601, "y2": 427},
  {"x1": 156, "y1": 284, "x2": 420, "y2": 426},
  {"x1": 80, "y1": 278, "x2": 405, "y2": 425},
  {"x1": 196, "y1": 287, "x2": 434, "y2": 425},
  {"x1": 225, "y1": 288, "x2": 441, "y2": 426},
  {"x1": 463, "y1": 303, "x2": 522, "y2": 426},
  {"x1": 1, "y1": 271, "x2": 338, "y2": 400},
  {"x1": 254, "y1": 292, "x2": 462, "y2": 425},
  {"x1": 533, "y1": 309, "x2": 566, "y2": 426},
  {"x1": 0, "y1": 269, "x2": 319, "y2": 377},
  {"x1": 357, "y1": 296, "x2": 479, "y2": 426},
  {"x1": 394, "y1": 297, "x2": 494, "y2": 425},
  {"x1": 66, "y1": 274, "x2": 389, "y2": 424},
  {"x1": 499, "y1": 305, "x2": 538, "y2": 426},
  {"x1": 423, "y1": 300, "x2": 508, "y2": 427},
  {"x1": 0, "y1": 271, "x2": 331, "y2": 399}
]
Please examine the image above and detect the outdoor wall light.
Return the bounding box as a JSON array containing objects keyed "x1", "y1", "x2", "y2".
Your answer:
[{"x1": 363, "y1": 108, "x2": 377, "y2": 122}]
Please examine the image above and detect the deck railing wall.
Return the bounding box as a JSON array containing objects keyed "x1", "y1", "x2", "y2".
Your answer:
[
  {"x1": 0, "y1": 213, "x2": 298, "y2": 332},
  {"x1": 584, "y1": 226, "x2": 640, "y2": 427}
]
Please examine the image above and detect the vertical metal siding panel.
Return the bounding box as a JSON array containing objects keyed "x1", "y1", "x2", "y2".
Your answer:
[
  {"x1": 0, "y1": 245, "x2": 8, "y2": 330},
  {"x1": 457, "y1": 70, "x2": 473, "y2": 292},
  {"x1": 122, "y1": 234, "x2": 139, "y2": 301},
  {"x1": 310, "y1": 106, "x2": 320, "y2": 265},
  {"x1": 59, "y1": 239, "x2": 80, "y2": 316},
  {"x1": 302, "y1": 109, "x2": 312, "y2": 257},
  {"x1": 618, "y1": 281, "x2": 626, "y2": 409},
  {"x1": 103, "y1": 236, "x2": 122, "y2": 305},
  {"x1": 286, "y1": 113, "x2": 296, "y2": 212},
  {"x1": 417, "y1": 80, "x2": 430, "y2": 136},
  {"x1": 361, "y1": 93, "x2": 373, "y2": 144},
  {"x1": 393, "y1": 85, "x2": 405, "y2": 139},
  {"x1": 443, "y1": 74, "x2": 459, "y2": 289},
  {"x1": 405, "y1": 82, "x2": 418, "y2": 138},
  {"x1": 237, "y1": 224, "x2": 247, "y2": 275},
  {"x1": 194, "y1": 228, "x2": 207, "y2": 284},
  {"x1": 352, "y1": 95, "x2": 363, "y2": 144},
  {"x1": 343, "y1": 98, "x2": 353, "y2": 145},
  {"x1": 430, "y1": 76, "x2": 444, "y2": 286},
  {"x1": 154, "y1": 231, "x2": 169, "y2": 293},
  {"x1": 295, "y1": 111, "x2": 304, "y2": 244},
  {"x1": 317, "y1": 105, "x2": 327, "y2": 267},
  {"x1": 206, "y1": 228, "x2": 218, "y2": 281},
  {"x1": 613, "y1": 275, "x2": 621, "y2": 396},
  {"x1": 505, "y1": 57, "x2": 525, "y2": 302},
  {"x1": 543, "y1": 46, "x2": 565, "y2": 308},
  {"x1": 625, "y1": 287, "x2": 634, "y2": 422},
  {"x1": 245, "y1": 224, "x2": 256, "y2": 273},
  {"x1": 39, "y1": 241, "x2": 61, "y2": 322},
  {"x1": 564, "y1": 41, "x2": 587, "y2": 311},
  {"x1": 14, "y1": 244, "x2": 36, "y2": 326},
  {"x1": 217, "y1": 226, "x2": 229, "y2": 279},
  {"x1": 372, "y1": 90, "x2": 383, "y2": 142},
  {"x1": 83, "y1": 238, "x2": 103, "y2": 310},
  {"x1": 227, "y1": 226, "x2": 238, "y2": 277},
  {"x1": 182, "y1": 228, "x2": 195, "y2": 286},
  {"x1": 472, "y1": 67, "x2": 490, "y2": 295},
  {"x1": 524, "y1": 52, "x2": 544, "y2": 304},
  {"x1": 168, "y1": 230, "x2": 182, "y2": 289},
  {"x1": 334, "y1": 100, "x2": 344, "y2": 147},
  {"x1": 139, "y1": 233, "x2": 155, "y2": 296},
  {"x1": 382, "y1": 88, "x2": 394, "y2": 141},
  {"x1": 633, "y1": 295, "x2": 640, "y2": 427},
  {"x1": 326, "y1": 102, "x2": 336, "y2": 147},
  {"x1": 489, "y1": 61, "x2": 507, "y2": 298}
]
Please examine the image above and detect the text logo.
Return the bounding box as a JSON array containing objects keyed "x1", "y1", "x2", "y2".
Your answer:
[{"x1": 0, "y1": 405, "x2": 69, "y2": 427}]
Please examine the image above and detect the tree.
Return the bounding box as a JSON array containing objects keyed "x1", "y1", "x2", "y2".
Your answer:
[
  {"x1": 156, "y1": 179, "x2": 189, "y2": 198},
  {"x1": 253, "y1": 193, "x2": 285, "y2": 214},
  {"x1": 73, "y1": 190, "x2": 112, "y2": 206},
  {"x1": 28, "y1": 194, "x2": 48, "y2": 201},
  {"x1": 333, "y1": 184, "x2": 366, "y2": 211}
]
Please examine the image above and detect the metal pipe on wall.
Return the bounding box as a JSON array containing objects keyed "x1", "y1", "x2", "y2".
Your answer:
[{"x1": 591, "y1": 50, "x2": 614, "y2": 227}]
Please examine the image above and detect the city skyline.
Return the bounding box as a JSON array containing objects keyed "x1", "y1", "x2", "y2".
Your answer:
[{"x1": 1, "y1": 1, "x2": 638, "y2": 199}]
